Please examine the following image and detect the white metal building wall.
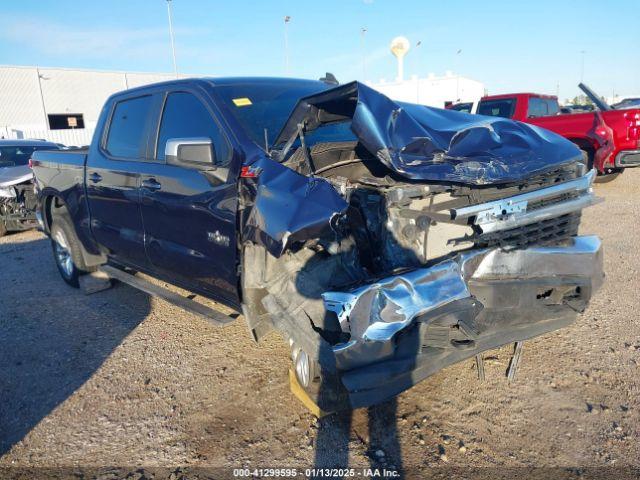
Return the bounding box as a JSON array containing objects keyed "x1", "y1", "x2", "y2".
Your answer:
[
  {"x1": 0, "y1": 66, "x2": 45, "y2": 127},
  {"x1": 369, "y1": 73, "x2": 485, "y2": 108},
  {"x1": 38, "y1": 68, "x2": 127, "y2": 129},
  {"x1": 0, "y1": 65, "x2": 199, "y2": 144}
]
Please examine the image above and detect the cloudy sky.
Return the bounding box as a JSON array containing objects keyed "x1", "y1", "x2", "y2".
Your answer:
[{"x1": 1, "y1": 0, "x2": 638, "y2": 101}]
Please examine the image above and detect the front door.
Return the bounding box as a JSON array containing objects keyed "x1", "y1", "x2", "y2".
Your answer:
[{"x1": 139, "y1": 90, "x2": 239, "y2": 307}]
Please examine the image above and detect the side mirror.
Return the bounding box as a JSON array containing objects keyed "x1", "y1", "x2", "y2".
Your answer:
[{"x1": 165, "y1": 137, "x2": 215, "y2": 167}]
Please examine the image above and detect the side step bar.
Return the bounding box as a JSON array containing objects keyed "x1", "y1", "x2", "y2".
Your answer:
[{"x1": 99, "y1": 265, "x2": 236, "y2": 327}]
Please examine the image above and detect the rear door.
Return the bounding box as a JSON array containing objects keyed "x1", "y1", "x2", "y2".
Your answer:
[
  {"x1": 86, "y1": 93, "x2": 160, "y2": 269},
  {"x1": 139, "y1": 88, "x2": 240, "y2": 307}
]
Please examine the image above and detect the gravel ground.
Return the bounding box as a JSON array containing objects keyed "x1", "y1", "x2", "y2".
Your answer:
[{"x1": 1, "y1": 170, "x2": 639, "y2": 479}]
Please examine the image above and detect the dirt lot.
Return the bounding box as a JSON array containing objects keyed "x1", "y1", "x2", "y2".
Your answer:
[{"x1": 1, "y1": 170, "x2": 639, "y2": 479}]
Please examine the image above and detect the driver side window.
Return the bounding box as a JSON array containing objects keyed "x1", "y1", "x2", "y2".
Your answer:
[{"x1": 156, "y1": 91, "x2": 230, "y2": 165}]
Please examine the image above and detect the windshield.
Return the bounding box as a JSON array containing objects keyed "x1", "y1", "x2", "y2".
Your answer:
[
  {"x1": 478, "y1": 98, "x2": 516, "y2": 118},
  {"x1": 0, "y1": 145, "x2": 55, "y2": 167},
  {"x1": 215, "y1": 80, "x2": 330, "y2": 148}
]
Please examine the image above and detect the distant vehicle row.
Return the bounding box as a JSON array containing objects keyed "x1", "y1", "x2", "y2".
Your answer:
[
  {"x1": 448, "y1": 84, "x2": 640, "y2": 182},
  {"x1": 0, "y1": 139, "x2": 61, "y2": 236}
]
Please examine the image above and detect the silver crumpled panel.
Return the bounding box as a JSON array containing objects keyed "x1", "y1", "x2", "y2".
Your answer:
[{"x1": 323, "y1": 261, "x2": 471, "y2": 343}]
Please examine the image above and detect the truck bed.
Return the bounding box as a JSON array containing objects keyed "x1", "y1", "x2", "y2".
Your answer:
[
  {"x1": 31, "y1": 149, "x2": 87, "y2": 193},
  {"x1": 32, "y1": 148, "x2": 87, "y2": 167}
]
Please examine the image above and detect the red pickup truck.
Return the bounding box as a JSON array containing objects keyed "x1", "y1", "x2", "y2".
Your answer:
[{"x1": 475, "y1": 84, "x2": 640, "y2": 182}]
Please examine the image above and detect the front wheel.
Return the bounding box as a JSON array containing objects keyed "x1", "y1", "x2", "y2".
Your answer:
[
  {"x1": 289, "y1": 342, "x2": 350, "y2": 412},
  {"x1": 50, "y1": 210, "x2": 94, "y2": 287}
]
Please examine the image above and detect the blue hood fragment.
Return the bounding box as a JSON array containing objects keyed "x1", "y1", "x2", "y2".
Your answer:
[
  {"x1": 241, "y1": 157, "x2": 348, "y2": 257},
  {"x1": 274, "y1": 81, "x2": 581, "y2": 185}
]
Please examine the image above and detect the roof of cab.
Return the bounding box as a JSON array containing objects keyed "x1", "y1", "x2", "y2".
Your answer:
[
  {"x1": 481, "y1": 92, "x2": 558, "y2": 101},
  {"x1": 112, "y1": 76, "x2": 327, "y2": 97},
  {"x1": 0, "y1": 139, "x2": 60, "y2": 147}
]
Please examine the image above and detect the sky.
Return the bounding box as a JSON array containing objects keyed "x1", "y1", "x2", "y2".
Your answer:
[{"x1": 1, "y1": 0, "x2": 639, "y2": 102}]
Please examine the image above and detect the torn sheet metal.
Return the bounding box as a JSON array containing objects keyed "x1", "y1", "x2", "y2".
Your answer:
[
  {"x1": 241, "y1": 157, "x2": 348, "y2": 257},
  {"x1": 323, "y1": 261, "x2": 471, "y2": 343},
  {"x1": 323, "y1": 235, "x2": 603, "y2": 373},
  {"x1": 468, "y1": 235, "x2": 603, "y2": 285},
  {"x1": 452, "y1": 168, "x2": 599, "y2": 234},
  {"x1": 274, "y1": 82, "x2": 582, "y2": 185},
  {"x1": 0, "y1": 165, "x2": 33, "y2": 188}
]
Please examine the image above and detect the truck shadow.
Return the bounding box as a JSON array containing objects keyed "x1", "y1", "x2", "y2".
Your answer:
[
  {"x1": 313, "y1": 398, "x2": 406, "y2": 473},
  {"x1": 282, "y1": 194, "x2": 427, "y2": 475},
  {"x1": 0, "y1": 234, "x2": 152, "y2": 456}
]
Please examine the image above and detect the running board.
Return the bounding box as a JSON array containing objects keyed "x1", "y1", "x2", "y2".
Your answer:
[{"x1": 99, "y1": 265, "x2": 236, "y2": 327}]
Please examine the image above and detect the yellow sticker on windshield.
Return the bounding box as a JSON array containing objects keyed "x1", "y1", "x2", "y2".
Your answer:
[{"x1": 232, "y1": 97, "x2": 252, "y2": 107}]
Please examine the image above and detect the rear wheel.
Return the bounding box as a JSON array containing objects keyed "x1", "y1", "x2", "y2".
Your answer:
[
  {"x1": 578, "y1": 148, "x2": 622, "y2": 183},
  {"x1": 595, "y1": 170, "x2": 622, "y2": 183},
  {"x1": 579, "y1": 149, "x2": 593, "y2": 170},
  {"x1": 50, "y1": 207, "x2": 95, "y2": 287}
]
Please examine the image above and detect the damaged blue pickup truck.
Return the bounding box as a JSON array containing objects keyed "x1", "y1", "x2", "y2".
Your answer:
[{"x1": 31, "y1": 78, "x2": 604, "y2": 410}]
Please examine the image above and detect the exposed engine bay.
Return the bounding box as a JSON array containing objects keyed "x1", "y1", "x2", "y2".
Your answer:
[
  {"x1": 0, "y1": 179, "x2": 38, "y2": 236},
  {"x1": 237, "y1": 82, "x2": 604, "y2": 409}
]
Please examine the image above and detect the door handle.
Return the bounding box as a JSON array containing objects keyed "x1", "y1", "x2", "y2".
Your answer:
[
  {"x1": 89, "y1": 172, "x2": 102, "y2": 183},
  {"x1": 141, "y1": 178, "x2": 162, "y2": 191}
]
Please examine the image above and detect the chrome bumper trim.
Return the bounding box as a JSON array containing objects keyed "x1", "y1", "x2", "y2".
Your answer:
[
  {"x1": 615, "y1": 149, "x2": 640, "y2": 168},
  {"x1": 324, "y1": 235, "x2": 603, "y2": 371},
  {"x1": 452, "y1": 169, "x2": 597, "y2": 234}
]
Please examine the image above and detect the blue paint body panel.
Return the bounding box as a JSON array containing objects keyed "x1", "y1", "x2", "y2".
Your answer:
[{"x1": 31, "y1": 77, "x2": 582, "y2": 311}]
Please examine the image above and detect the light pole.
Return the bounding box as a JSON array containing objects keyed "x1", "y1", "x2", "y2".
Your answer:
[
  {"x1": 580, "y1": 50, "x2": 586, "y2": 83},
  {"x1": 360, "y1": 27, "x2": 367, "y2": 82},
  {"x1": 415, "y1": 40, "x2": 422, "y2": 102},
  {"x1": 166, "y1": 0, "x2": 178, "y2": 78},
  {"x1": 454, "y1": 49, "x2": 462, "y2": 102},
  {"x1": 284, "y1": 16, "x2": 291, "y2": 75},
  {"x1": 36, "y1": 68, "x2": 48, "y2": 127}
]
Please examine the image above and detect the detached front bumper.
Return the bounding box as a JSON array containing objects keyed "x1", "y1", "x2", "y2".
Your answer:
[{"x1": 323, "y1": 235, "x2": 603, "y2": 408}]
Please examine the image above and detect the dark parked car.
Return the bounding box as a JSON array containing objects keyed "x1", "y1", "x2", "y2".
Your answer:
[
  {"x1": 31, "y1": 78, "x2": 603, "y2": 410},
  {"x1": 613, "y1": 97, "x2": 640, "y2": 110},
  {"x1": 0, "y1": 139, "x2": 60, "y2": 236}
]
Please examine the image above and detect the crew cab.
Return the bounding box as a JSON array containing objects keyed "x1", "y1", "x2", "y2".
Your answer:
[
  {"x1": 477, "y1": 84, "x2": 640, "y2": 182},
  {"x1": 31, "y1": 78, "x2": 603, "y2": 410}
]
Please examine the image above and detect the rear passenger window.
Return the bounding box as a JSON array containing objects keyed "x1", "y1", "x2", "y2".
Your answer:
[
  {"x1": 527, "y1": 98, "x2": 559, "y2": 117},
  {"x1": 157, "y1": 92, "x2": 229, "y2": 164},
  {"x1": 106, "y1": 95, "x2": 154, "y2": 158},
  {"x1": 545, "y1": 98, "x2": 560, "y2": 116},
  {"x1": 477, "y1": 99, "x2": 516, "y2": 118}
]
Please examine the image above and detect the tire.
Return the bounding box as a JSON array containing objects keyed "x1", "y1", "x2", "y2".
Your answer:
[
  {"x1": 578, "y1": 148, "x2": 622, "y2": 183},
  {"x1": 595, "y1": 171, "x2": 622, "y2": 184},
  {"x1": 579, "y1": 149, "x2": 594, "y2": 170},
  {"x1": 290, "y1": 342, "x2": 350, "y2": 412},
  {"x1": 50, "y1": 208, "x2": 95, "y2": 287},
  {"x1": 292, "y1": 345, "x2": 320, "y2": 390}
]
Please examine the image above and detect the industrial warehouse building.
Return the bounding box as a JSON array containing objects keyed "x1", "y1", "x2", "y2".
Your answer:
[
  {"x1": 0, "y1": 64, "x2": 484, "y2": 147},
  {"x1": 369, "y1": 72, "x2": 485, "y2": 109},
  {"x1": 0, "y1": 65, "x2": 194, "y2": 145}
]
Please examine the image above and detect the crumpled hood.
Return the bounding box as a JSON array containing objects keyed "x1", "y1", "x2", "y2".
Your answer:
[
  {"x1": 0, "y1": 165, "x2": 32, "y2": 188},
  {"x1": 274, "y1": 82, "x2": 581, "y2": 185}
]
